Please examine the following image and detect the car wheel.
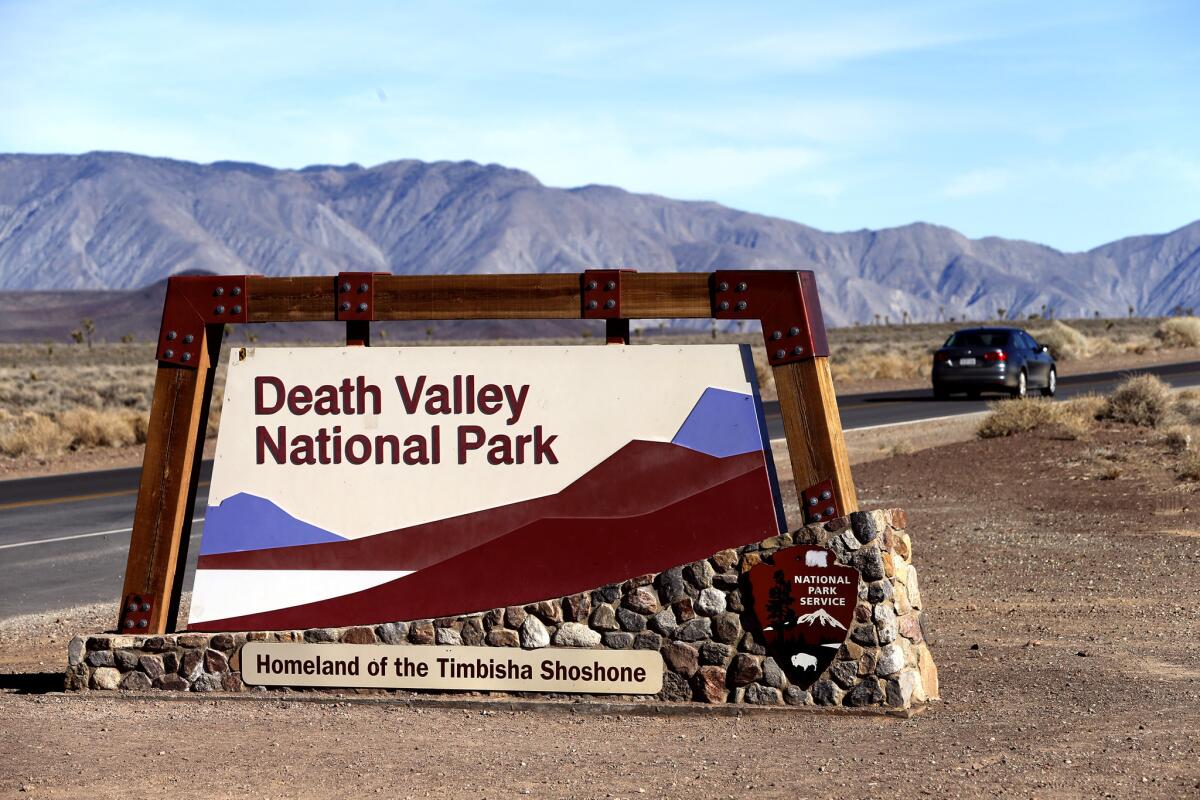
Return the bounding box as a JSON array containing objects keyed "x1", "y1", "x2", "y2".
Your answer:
[
  {"x1": 933, "y1": 384, "x2": 949, "y2": 400},
  {"x1": 1012, "y1": 370, "x2": 1027, "y2": 399},
  {"x1": 1041, "y1": 367, "x2": 1056, "y2": 397}
]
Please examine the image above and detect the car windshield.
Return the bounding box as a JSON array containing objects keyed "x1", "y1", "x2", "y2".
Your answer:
[{"x1": 945, "y1": 331, "x2": 1010, "y2": 348}]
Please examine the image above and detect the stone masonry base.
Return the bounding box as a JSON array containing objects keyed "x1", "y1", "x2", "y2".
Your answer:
[{"x1": 67, "y1": 508, "x2": 938, "y2": 710}]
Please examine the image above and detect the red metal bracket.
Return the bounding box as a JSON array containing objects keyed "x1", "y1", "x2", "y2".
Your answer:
[
  {"x1": 581, "y1": 269, "x2": 636, "y2": 319},
  {"x1": 710, "y1": 270, "x2": 829, "y2": 366},
  {"x1": 118, "y1": 593, "x2": 154, "y2": 632},
  {"x1": 157, "y1": 275, "x2": 250, "y2": 367},
  {"x1": 801, "y1": 478, "x2": 840, "y2": 524},
  {"x1": 336, "y1": 272, "x2": 388, "y2": 322}
]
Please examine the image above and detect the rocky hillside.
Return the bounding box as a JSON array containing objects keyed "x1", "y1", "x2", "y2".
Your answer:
[{"x1": 1, "y1": 151, "x2": 1197, "y2": 325}]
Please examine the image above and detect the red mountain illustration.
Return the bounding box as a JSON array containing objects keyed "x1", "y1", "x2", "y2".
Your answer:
[
  {"x1": 198, "y1": 441, "x2": 771, "y2": 573},
  {"x1": 190, "y1": 441, "x2": 780, "y2": 631}
]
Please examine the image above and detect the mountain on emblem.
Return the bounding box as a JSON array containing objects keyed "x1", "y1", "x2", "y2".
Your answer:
[
  {"x1": 747, "y1": 545, "x2": 860, "y2": 689},
  {"x1": 795, "y1": 608, "x2": 846, "y2": 629}
]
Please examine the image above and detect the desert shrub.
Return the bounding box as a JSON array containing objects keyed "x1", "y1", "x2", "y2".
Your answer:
[
  {"x1": 1177, "y1": 450, "x2": 1200, "y2": 481},
  {"x1": 977, "y1": 396, "x2": 1096, "y2": 440},
  {"x1": 1031, "y1": 321, "x2": 1091, "y2": 361},
  {"x1": 0, "y1": 412, "x2": 72, "y2": 457},
  {"x1": 1164, "y1": 426, "x2": 1192, "y2": 454},
  {"x1": 1102, "y1": 374, "x2": 1172, "y2": 428},
  {"x1": 1053, "y1": 412, "x2": 1092, "y2": 441},
  {"x1": 1171, "y1": 389, "x2": 1200, "y2": 424},
  {"x1": 1059, "y1": 393, "x2": 1106, "y2": 421},
  {"x1": 1155, "y1": 317, "x2": 1200, "y2": 349},
  {"x1": 126, "y1": 410, "x2": 150, "y2": 444},
  {"x1": 976, "y1": 398, "x2": 1060, "y2": 438}
]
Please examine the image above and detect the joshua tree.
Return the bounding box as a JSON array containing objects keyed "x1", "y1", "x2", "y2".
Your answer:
[
  {"x1": 1128, "y1": 305, "x2": 1135, "y2": 318},
  {"x1": 901, "y1": 310, "x2": 910, "y2": 325},
  {"x1": 873, "y1": 313, "x2": 881, "y2": 326},
  {"x1": 71, "y1": 318, "x2": 96, "y2": 348},
  {"x1": 996, "y1": 308, "x2": 1006, "y2": 320},
  {"x1": 938, "y1": 305, "x2": 945, "y2": 321}
]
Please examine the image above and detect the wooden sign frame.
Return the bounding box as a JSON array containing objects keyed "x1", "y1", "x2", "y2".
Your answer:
[{"x1": 118, "y1": 270, "x2": 857, "y2": 634}]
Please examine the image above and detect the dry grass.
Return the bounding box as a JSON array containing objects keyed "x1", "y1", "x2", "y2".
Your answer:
[
  {"x1": 0, "y1": 342, "x2": 223, "y2": 460},
  {"x1": 0, "y1": 407, "x2": 149, "y2": 457},
  {"x1": 976, "y1": 375, "x2": 1200, "y2": 445}
]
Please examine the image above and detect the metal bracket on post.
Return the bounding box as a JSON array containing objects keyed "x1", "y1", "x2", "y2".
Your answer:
[
  {"x1": 711, "y1": 270, "x2": 829, "y2": 366},
  {"x1": 337, "y1": 272, "x2": 388, "y2": 345},
  {"x1": 157, "y1": 275, "x2": 249, "y2": 367},
  {"x1": 118, "y1": 593, "x2": 153, "y2": 632},
  {"x1": 801, "y1": 479, "x2": 840, "y2": 525},
  {"x1": 582, "y1": 269, "x2": 636, "y2": 344}
]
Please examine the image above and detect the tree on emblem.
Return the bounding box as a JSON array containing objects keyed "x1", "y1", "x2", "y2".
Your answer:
[{"x1": 766, "y1": 569, "x2": 795, "y2": 628}]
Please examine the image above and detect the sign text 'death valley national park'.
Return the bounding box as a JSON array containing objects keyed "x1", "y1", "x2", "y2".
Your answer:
[{"x1": 187, "y1": 345, "x2": 784, "y2": 631}]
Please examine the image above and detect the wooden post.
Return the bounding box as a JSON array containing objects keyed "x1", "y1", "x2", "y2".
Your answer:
[
  {"x1": 118, "y1": 325, "x2": 220, "y2": 634},
  {"x1": 772, "y1": 357, "x2": 858, "y2": 519}
]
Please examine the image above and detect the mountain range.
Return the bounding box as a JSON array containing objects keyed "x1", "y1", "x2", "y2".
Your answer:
[{"x1": 1, "y1": 151, "x2": 1198, "y2": 326}]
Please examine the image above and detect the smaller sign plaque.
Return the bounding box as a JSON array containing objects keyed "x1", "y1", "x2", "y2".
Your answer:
[
  {"x1": 748, "y1": 545, "x2": 859, "y2": 689},
  {"x1": 241, "y1": 643, "x2": 663, "y2": 695}
]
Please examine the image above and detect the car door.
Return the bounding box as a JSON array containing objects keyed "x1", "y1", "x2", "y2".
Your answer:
[{"x1": 1022, "y1": 332, "x2": 1049, "y2": 385}]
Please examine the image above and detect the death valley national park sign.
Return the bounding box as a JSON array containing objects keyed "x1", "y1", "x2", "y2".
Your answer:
[{"x1": 187, "y1": 345, "x2": 783, "y2": 631}]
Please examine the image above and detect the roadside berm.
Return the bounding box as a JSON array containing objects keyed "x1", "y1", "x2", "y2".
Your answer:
[{"x1": 66, "y1": 508, "x2": 938, "y2": 711}]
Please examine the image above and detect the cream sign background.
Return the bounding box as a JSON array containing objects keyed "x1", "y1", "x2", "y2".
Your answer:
[{"x1": 206, "y1": 345, "x2": 762, "y2": 535}]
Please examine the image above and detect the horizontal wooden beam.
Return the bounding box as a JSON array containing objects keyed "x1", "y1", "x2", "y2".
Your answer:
[{"x1": 244, "y1": 273, "x2": 715, "y2": 322}]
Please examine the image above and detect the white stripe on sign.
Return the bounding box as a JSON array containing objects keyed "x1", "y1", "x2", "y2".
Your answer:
[{"x1": 0, "y1": 517, "x2": 204, "y2": 551}]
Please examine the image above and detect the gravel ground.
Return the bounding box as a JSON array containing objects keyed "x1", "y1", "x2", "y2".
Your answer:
[{"x1": 2, "y1": 423, "x2": 1200, "y2": 798}]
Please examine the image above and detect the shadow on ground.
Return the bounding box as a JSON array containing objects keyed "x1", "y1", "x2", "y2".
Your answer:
[{"x1": 0, "y1": 672, "x2": 63, "y2": 694}]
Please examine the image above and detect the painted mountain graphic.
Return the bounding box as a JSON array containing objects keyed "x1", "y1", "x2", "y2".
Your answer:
[
  {"x1": 200, "y1": 493, "x2": 346, "y2": 555},
  {"x1": 190, "y1": 440, "x2": 780, "y2": 630},
  {"x1": 795, "y1": 609, "x2": 846, "y2": 630},
  {"x1": 671, "y1": 387, "x2": 765, "y2": 458}
]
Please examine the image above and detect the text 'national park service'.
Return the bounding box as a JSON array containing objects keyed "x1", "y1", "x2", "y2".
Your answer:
[{"x1": 252, "y1": 375, "x2": 558, "y2": 467}]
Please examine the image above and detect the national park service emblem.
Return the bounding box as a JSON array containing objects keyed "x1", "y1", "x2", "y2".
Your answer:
[{"x1": 747, "y1": 545, "x2": 859, "y2": 689}]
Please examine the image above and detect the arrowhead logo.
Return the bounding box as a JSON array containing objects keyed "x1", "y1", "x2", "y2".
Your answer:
[{"x1": 747, "y1": 545, "x2": 859, "y2": 688}]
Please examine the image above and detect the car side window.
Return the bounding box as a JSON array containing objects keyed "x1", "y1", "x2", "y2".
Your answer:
[{"x1": 1022, "y1": 332, "x2": 1038, "y2": 350}]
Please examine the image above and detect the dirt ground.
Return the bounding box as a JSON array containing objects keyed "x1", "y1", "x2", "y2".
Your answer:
[{"x1": 3, "y1": 418, "x2": 1200, "y2": 797}]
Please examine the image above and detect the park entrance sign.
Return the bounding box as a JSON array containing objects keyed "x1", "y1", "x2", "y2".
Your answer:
[
  {"x1": 116, "y1": 270, "x2": 859, "y2": 637},
  {"x1": 188, "y1": 345, "x2": 783, "y2": 630}
]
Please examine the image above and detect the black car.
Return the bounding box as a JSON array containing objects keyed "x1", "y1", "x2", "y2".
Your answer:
[{"x1": 931, "y1": 327, "x2": 1056, "y2": 399}]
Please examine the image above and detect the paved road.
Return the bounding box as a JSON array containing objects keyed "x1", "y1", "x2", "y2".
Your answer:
[{"x1": 5, "y1": 360, "x2": 1200, "y2": 621}]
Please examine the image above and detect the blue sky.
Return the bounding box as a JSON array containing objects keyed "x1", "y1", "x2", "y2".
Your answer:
[{"x1": 0, "y1": 0, "x2": 1196, "y2": 251}]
